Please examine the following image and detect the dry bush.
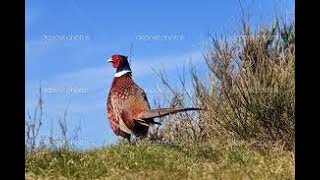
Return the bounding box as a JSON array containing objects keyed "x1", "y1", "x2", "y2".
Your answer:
[
  {"x1": 26, "y1": 86, "x2": 81, "y2": 153},
  {"x1": 149, "y1": 64, "x2": 205, "y2": 145},
  {"x1": 152, "y1": 19, "x2": 295, "y2": 149},
  {"x1": 25, "y1": 85, "x2": 43, "y2": 153}
]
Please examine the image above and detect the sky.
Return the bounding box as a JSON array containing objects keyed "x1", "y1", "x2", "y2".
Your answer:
[{"x1": 25, "y1": 0, "x2": 294, "y2": 149}]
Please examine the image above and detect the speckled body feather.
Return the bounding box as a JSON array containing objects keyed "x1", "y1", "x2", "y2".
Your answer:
[{"x1": 107, "y1": 73, "x2": 155, "y2": 139}]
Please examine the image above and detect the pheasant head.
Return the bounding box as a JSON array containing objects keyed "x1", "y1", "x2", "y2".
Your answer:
[{"x1": 107, "y1": 54, "x2": 132, "y2": 77}]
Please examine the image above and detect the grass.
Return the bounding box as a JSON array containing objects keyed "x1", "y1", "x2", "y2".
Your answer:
[{"x1": 25, "y1": 140, "x2": 294, "y2": 179}]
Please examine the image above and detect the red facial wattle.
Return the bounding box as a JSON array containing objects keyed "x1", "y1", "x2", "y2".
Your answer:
[{"x1": 111, "y1": 54, "x2": 122, "y2": 68}]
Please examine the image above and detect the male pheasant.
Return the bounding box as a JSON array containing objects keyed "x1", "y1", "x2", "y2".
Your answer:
[{"x1": 106, "y1": 54, "x2": 202, "y2": 141}]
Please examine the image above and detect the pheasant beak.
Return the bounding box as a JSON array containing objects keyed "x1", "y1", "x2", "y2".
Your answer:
[{"x1": 107, "y1": 58, "x2": 113, "y2": 63}]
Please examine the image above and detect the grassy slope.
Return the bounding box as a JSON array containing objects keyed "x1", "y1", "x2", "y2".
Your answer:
[{"x1": 26, "y1": 140, "x2": 294, "y2": 179}]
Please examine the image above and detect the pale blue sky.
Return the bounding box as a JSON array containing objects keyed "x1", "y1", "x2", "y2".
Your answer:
[{"x1": 25, "y1": 0, "x2": 294, "y2": 149}]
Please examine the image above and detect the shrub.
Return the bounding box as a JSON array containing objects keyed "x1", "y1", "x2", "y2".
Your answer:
[{"x1": 154, "y1": 19, "x2": 295, "y2": 150}]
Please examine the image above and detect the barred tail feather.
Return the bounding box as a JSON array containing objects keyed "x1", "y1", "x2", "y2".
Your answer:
[{"x1": 137, "y1": 107, "x2": 203, "y2": 119}]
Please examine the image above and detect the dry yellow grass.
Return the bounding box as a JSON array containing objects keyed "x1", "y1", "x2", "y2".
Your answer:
[{"x1": 26, "y1": 140, "x2": 294, "y2": 179}]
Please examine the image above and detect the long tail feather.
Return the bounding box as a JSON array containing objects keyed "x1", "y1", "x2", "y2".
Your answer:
[
  {"x1": 137, "y1": 107, "x2": 203, "y2": 119},
  {"x1": 134, "y1": 118, "x2": 162, "y2": 126}
]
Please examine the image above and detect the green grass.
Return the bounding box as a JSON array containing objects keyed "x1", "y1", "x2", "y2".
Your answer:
[{"x1": 25, "y1": 140, "x2": 294, "y2": 179}]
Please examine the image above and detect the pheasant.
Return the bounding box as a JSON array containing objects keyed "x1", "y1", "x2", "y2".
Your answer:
[{"x1": 106, "y1": 54, "x2": 202, "y2": 141}]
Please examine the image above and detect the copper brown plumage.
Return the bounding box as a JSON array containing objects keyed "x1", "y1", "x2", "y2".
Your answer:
[{"x1": 106, "y1": 54, "x2": 202, "y2": 141}]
